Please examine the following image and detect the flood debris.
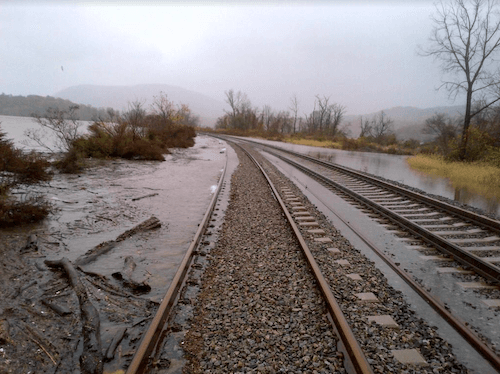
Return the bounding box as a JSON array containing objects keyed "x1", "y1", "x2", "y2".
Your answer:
[
  {"x1": 104, "y1": 326, "x2": 127, "y2": 361},
  {"x1": 75, "y1": 241, "x2": 117, "y2": 267},
  {"x1": 21, "y1": 233, "x2": 38, "y2": 253},
  {"x1": 74, "y1": 216, "x2": 161, "y2": 267},
  {"x1": 0, "y1": 318, "x2": 12, "y2": 345},
  {"x1": 115, "y1": 216, "x2": 161, "y2": 242},
  {"x1": 44, "y1": 257, "x2": 103, "y2": 374},
  {"x1": 131, "y1": 192, "x2": 159, "y2": 201},
  {"x1": 112, "y1": 256, "x2": 151, "y2": 294},
  {"x1": 20, "y1": 321, "x2": 59, "y2": 366},
  {"x1": 41, "y1": 299, "x2": 72, "y2": 316},
  {"x1": 9, "y1": 279, "x2": 37, "y2": 299}
]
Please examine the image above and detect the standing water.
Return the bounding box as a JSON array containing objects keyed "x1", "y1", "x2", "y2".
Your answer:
[
  {"x1": 0, "y1": 115, "x2": 227, "y2": 301},
  {"x1": 249, "y1": 138, "x2": 500, "y2": 217}
]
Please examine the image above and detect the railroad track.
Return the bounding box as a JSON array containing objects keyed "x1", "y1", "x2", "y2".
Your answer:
[
  {"x1": 126, "y1": 141, "x2": 374, "y2": 373},
  {"x1": 126, "y1": 138, "x2": 481, "y2": 373},
  {"x1": 127, "y1": 141, "x2": 373, "y2": 374},
  {"x1": 243, "y1": 138, "x2": 500, "y2": 284},
  {"x1": 221, "y1": 136, "x2": 500, "y2": 370}
]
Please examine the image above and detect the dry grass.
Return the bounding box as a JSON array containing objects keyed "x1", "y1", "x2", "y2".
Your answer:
[
  {"x1": 407, "y1": 154, "x2": 500, "y2": 199},
  {"x1": 284, "y1": 137, "x2": 342, "y2": 149}
]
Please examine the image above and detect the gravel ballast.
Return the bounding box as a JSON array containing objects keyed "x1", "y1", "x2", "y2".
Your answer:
[{"x1": 182, "y1": 144, "x2": 470, "y2": 373}]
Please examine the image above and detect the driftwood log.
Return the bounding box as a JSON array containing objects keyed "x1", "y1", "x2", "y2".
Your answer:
[
  {"x1": 131, "y1": 192, "x2": 159, "y2": 201},
  {"x1": 104, "y1": 326, "x2": 127, "y2": 361},
  {"x1": 75, "y1": 242, "x2": 116, "y2": 267},
  {"x1": 41, "y1": 299, "x2": 72, "y2": 316},
  {"x1": 45, "y1": 257, "x2": 103, "y2": 374},
  {"x1": 115, "y1": 216, "x2": 161, "y2": 242},
  {"x1": 112, "y1": 256, "x2": 151, "y2": 293},
  {"x1": 74, "y1": 216, "x2": 161, "y2": 267}
]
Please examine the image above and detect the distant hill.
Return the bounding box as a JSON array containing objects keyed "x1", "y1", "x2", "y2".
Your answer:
[
  {"x1": 0, "y1": 93, "x2": 112, "y2": 121},
  {"x1": 54, "y1": 84, "x2": 226, "y2": 127},
  {"x1": 344, "y1": 105, "x2": 464, "y2": 140}
]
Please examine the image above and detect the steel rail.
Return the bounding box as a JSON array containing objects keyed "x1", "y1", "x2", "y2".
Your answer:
[
  {"x1": 229, "y1": 137, "x2": 500, "y2": 371},
  {"x1": 301, "y1": 182, "x2": 500, "y2": 372},
  {"x1": 210, "y1": 136, "x2": 500, "y2": 370},
  {"x1": 265, "y1": 149, "x2": 500, "y2": 283},
  {"x1": 234, "y1": 142, "x2": 374, "y2": 374},
  {"x1": 126, "y1": 153, "x2": 228, "y2": 374},
  {"x1": 236, "y1": 137, "x2": 500, "y2": 234}
]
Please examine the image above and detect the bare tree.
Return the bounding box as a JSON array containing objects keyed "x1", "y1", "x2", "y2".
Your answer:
[
  {"x1": 310, "y1": 95, "x2": 346, "y2": 136},
  {"x1": 224, "y1": 90, "x2": 249, "y2": 118},
  {"x1": 151, "y1": 92, "x2": 176, "y2": 124},
  {"x1": 359, "y1": 116, "x2": 372, "y2": 137},
  {"x1": 423, "y1": 113, "x2": 459, "y2": 153},
  {"x1": 423, "y1": 0, "x2": 500, "y2": 160},
  {"x1": 262, "y1": 105, "x2": 273, "y2": 132},
  {"x1": 371, "y1": 111, "x2": 394, "y2": 141},
  {"x1": 289, "y1": 95, "x2": 299, "y2": 133},
  {"x1": 25, "y1": 105, "x2": 82, "y2": 152},
  {"x1": 315, "y1": 95, "x2": 330, "y2": 133},
  {"x1": 329, "y1": 103, "x2": 346, "y2": 137},
  {"x1": 123, "y1": 101, "x2": 146, "y2": 140}
]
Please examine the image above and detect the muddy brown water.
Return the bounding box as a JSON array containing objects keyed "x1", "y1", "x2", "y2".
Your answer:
[
  {"x1": 45, "y1": 135, "x2": 226, "y2": 300},
  {"x1": 0, "y1": 134, "x2": 226, "y2": 372}
]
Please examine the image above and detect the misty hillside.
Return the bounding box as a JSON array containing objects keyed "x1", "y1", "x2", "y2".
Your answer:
[
  {"x1": 0, "y1": 93, "x2": 112, "y2": 121},
  {"x1": 54, "y1": 84, "x2": 225, "y2": 127},
  {"x1": 345, "y1": 105, "x2": 464, "y2": 140}
]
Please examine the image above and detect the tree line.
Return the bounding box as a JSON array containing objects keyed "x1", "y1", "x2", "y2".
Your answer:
[
  {"x1": 0, "y1": 93, "x2": 113, "y2": 121},
  {"x1": 215, "y1": 89, "x2": 397, "y2": 146}
]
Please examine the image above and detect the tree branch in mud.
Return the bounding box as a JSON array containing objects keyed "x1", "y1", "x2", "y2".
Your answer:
[
  {"x1": 74, "y1": 216, "x2": 161, "y2": 267},
  {"x1": 44, "y1": 257, "x2": 103, "y2": 374}
]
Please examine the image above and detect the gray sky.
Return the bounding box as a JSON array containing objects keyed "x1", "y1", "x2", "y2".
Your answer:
[{"x1": 1, "y1": 1, "x2": 459, "y2": 115}]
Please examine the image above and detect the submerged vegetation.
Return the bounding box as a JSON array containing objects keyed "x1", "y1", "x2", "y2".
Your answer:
[
  {"x1": 0, "y1": 128, "x2": 52, "y2": 226},
  {"x1": 407, "y1": 154, "x2": 500, "y2": 199}
]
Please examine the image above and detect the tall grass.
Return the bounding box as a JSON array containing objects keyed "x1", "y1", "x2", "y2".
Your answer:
[{"x1": 407, "y1": 154, "x2": 500, "y2": 199}]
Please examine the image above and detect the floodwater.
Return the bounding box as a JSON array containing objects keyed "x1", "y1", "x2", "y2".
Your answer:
[
  {"x1": 0, "y1": 114, "x2": 90, "y2": 151},
  {"x1": 40, "y1": 138, "x2": 226, "y2": 302},
  {"x1": 1, "y1": 115, "x2": 227, "y2": 301},
  {"x1": 247, "y1": 137, "x2": 500, "y2": 217}
]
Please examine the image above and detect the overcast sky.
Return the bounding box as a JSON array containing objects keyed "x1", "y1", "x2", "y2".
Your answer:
[{"x1": 1, "y1": 1, "x2": 460, "y2": 115}]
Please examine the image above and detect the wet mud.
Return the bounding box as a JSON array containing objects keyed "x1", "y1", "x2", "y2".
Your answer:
[{"x1": 0, "y1": 135, "x2": 226, "y2": 373}]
